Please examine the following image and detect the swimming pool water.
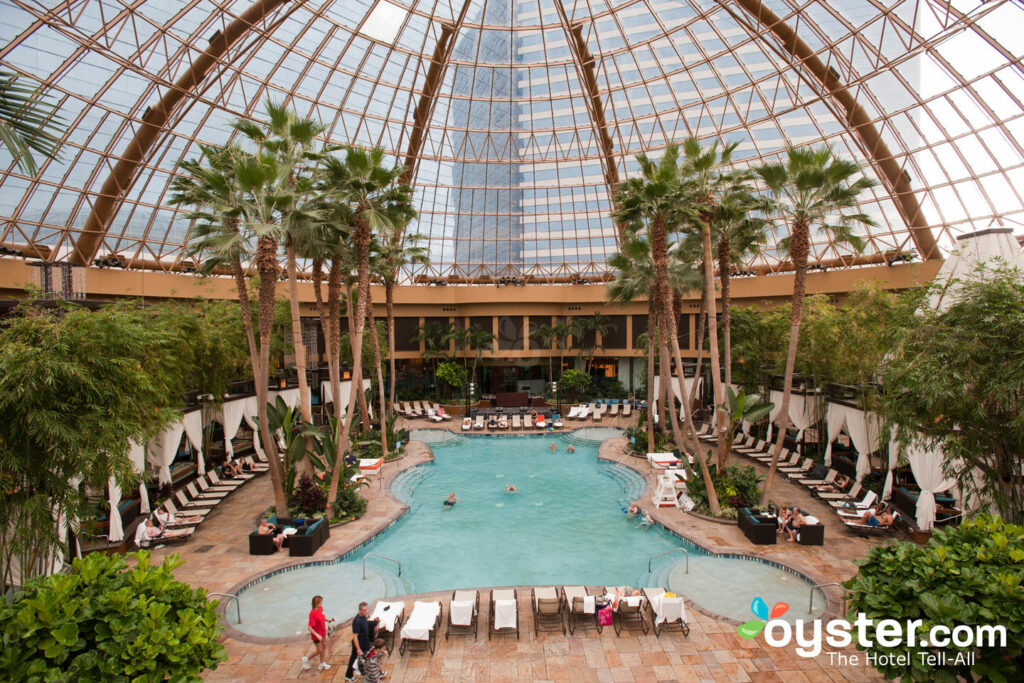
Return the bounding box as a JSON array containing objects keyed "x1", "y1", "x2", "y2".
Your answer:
[{"x1": 233, "y1": 434, "x2": 824, "y2": 638}]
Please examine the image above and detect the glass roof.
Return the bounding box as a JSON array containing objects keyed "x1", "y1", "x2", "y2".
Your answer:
[{"x1": 1, "y1": 0, "x2": 1022, "y2": 281}]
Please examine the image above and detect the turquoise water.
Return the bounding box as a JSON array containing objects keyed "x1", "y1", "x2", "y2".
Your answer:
[{"x1": 233, "y1": 434, "x2": 824, "y2": 638}]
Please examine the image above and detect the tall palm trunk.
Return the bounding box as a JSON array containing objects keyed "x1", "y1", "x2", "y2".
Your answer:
[
  {"x1": 347, "y1": 285, "x2": 370, "y2": 431},
  {"x1": 718, "y1": 234, "x2": 733, "y2": 388},
  {"x1": 366, "y1": 291, "x2": 389, "y2": 455},
  {"x1": 688, "y1": 294, "x2": 707, "y2": 409},
  {"x1": 285, "y1": 238, "x2": 314, "y2": 478},
  {"x1": 699, "y1": 221, "x2": 728, "y2": 469},
  {"x1": 326, "y1": 261, "x2": 358, "y2": 509},
  {"x1": 386, "y1": 280, "x2": 397, "y2": 412},
  {"x1": 350, "y1": 216, "x2": 373, "y2": 435},
  {"x1": 230, "y1": 259, "x2": 259, "y2": 379},
  {"x1": 760, "y1": 221, "x2": 809, "y2": 505},
  {"x1": 312, "y1": 259, "x2": 337, "y2": 399},
  {"x1": 657, "y1": 323, "x2": 686, "y2": 456},
  {"x1": 645, "y1": 311, "x2": 656, "y2": 453},
  {"x1": 255, "y1": 235, "x2": 289, "y2": 516}
]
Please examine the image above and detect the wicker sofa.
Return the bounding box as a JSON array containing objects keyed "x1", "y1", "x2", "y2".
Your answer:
[
  {"x1": 738, "y1": 507, "x2": 777, "y2": 544},
  {"x1": 287, "y1": 518, "x2": 330, "y2": 557}
]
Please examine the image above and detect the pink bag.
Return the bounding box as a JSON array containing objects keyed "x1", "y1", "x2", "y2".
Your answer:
[{"x1": 598, "y1": 606, "x2": 613, "y2": 626}]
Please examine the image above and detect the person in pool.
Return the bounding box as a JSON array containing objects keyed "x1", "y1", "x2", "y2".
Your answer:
[
  {"x1": 566, "y1": 445, "x2": 575, "y2": 453},
  {"x1": 640, "y1": 511, "x2": 654, "y2": 527},
  {"x1": 549, "y1": 441, "x2": 557, "y2": 452},
  {"x1": 504, "y1": 484, "x2": 518, "y2": 494},
  {"x1": 442, "y1": 492, "x2": 461, "y2": 509},
  {"x1": 626, "y1": 501, "x2": 640, "y2": 517}
]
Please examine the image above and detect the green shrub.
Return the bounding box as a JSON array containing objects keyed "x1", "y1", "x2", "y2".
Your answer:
[
  {"x1": 844, "y1": 515, "x2": 1024, "y2": 682},
  {"x1": 0, "y1": 551, "x2": 225, "y2": 681},
  {"x1": 331, "y1": 481, "x2": 368, "y2": 521},
  {"x1": 687, "y1": 465, "x2": 762, "y2": 518}
]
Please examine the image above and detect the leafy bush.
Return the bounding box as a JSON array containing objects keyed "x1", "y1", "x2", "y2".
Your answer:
[
  {"x1": 844, "y1": 515, "x2": 1024, "y2": 682},
  {"x1": 331, "y1": 481, "x2": 368, "y2": 521},
  {"x1": 0, "y1": 551, "x2": 225, "y2": 681},
  {"x1": 559, "y1": 369, "x2": 593, "y2": 402},
  {"x1": 289, "y1": 473, "x2": 327, "y2": 517},
  {"x1": 687, "y1": 465, "x2": 762, "y2": 517}
]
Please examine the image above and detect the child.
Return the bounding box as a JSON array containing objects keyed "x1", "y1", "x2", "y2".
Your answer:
[{"x1": 361, "y1": 637, "x2": 388, "y2": 682}]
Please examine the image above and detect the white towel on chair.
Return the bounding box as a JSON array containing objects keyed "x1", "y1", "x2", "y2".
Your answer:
[
  {"x1": 653, "y1": 596, "x2": 684, "y2": 626},
  {"x1": 450, "y1": 599, "x2": 475, "y2": 626},
  {"x1": 623, "y1": 596, "x2": 641, "y2": 608},
  {"x1": 493, "y1": 599, "x2": 517, "y2": 630},
  {"x1": 371, "y1": 601, "x2": 404, "y2": 632},
  {"x1": 582, "y1": 595, "x2": 595, "y2": 614},
  {"x1": 401, "y1": 601, "x2": 440, "y2": 641}
]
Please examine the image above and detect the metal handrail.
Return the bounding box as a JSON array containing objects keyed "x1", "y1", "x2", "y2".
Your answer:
[
  {"x1": 210, "y1": 592, "x2": 241, "y2": 624},
  {"x1": 648, "y1": 547, "x2": 689, "y2": 574},
  {"x1": 809, "y1": 582, "x2": 847, "y2": 615},
  {"x1": 363, "y1": 553, "x2": 401, "y2": 579}
]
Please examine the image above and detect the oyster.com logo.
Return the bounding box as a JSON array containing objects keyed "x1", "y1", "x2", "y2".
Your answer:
[{"x1": 737, "y1": 596, "x2": 789, "y2": 639}]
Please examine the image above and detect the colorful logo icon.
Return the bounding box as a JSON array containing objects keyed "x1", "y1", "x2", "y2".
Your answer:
[{"x1": 737, "y1": 596, "x2": 789, "y2": 639}]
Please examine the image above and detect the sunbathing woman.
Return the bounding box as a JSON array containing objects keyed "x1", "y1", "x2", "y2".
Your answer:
[
  {"x1": 813, "y1": 474, "x2": 850, "y2": 493},
  {"x1": 144, "y1": 518, "x2": 191, "y2": 541},
  {"x1": 153, "y1": 508, "x2": 202, "y2": 526}
]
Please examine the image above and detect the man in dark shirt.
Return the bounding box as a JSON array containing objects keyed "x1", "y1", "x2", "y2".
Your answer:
[{"x1": 345, "y1": 601, "x2": 373, "y2": 681}]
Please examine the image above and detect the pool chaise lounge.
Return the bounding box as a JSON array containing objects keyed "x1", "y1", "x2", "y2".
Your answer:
[
  {"x1": 563, "y1": 586, "x2": 600, "y2": 634},
  {"x1": 370, "y1": 600, "x2": 405, "y2": 651},
  {"x1": 445, "y1": 589, "x2": 479, "y2": 641},
  {"x1": 532, "y1": 586, "x2": 565, "y2": 636},
  {"x1": 400, "y1": 600, "x2": 441, "y2": 654},
  {"x1": 489, "y1": 589, "x2": 519, "y2": 640},
  {"x1": 642, "y1": 587, "x2": 690, "y2": 636}
]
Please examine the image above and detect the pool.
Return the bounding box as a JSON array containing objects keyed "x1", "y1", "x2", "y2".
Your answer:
[{"x1": 233, "y1": 434, "x2": 825, "y2": 638}]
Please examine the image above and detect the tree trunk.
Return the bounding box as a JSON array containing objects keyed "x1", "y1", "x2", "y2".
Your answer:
[
  {"x1": 347, "y1": 284, "x2": 370, "y2": 431},
  {"x1": 326, "y1": 261, "x2": 357, "y2": 510},
  {"x1": 286, "y1": 239, "x2": 314, "y2": 479},
  {"x1": 230, "y1": 259, "x2": 260, "y2": 381},
  {"x1": 255, "y1": 235, "x2": 289, "y2": 516},
  {"x1": 645, "y1": 307, "x2": 656, "y2": 454},
  {"x1": 700, "y1": 222, "x2": 728, "y2": 470},
  {"x1": 719, "y1": 234, "x2": 733, "y2": 388},
  {"x1": 312, "y1": 259, "x2": 336, "y2": 402},
  {"x1": 658, "y1": 324, "x2": 686, "y2": 458},
  {"x1": 386, "y1": 280, "x2": 397, "y2": 412},
  {"x1": 366, "y1": 291, "x2": 389, "y2": 456},
  {"x1": 689, "y1": 293, "x2": 706, "y2": 410},
  {"x1": 760, "y1": 221, "x2": 809, "y2": 506}
]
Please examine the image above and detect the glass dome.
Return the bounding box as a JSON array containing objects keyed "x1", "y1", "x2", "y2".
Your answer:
[{"x1": 1, "y1": 0, "x2": 1022, "y2": 280}]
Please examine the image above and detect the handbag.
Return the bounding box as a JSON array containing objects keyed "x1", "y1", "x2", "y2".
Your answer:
[{"x1": 598, "y1": 606, "x2": 613, "y2": 626}]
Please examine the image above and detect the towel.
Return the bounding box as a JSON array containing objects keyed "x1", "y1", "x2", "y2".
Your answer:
[
  {"x1": 450, "y1": 599, "x2": 475, "y2": 626},
  {"x1": 654, "y1": 597, "x2": 684, "y2": 626},
  {"x1": 370, "y1": 601, "x2": 405, "y2": 632},
  {"x1": 803, "y1": 515, "x2": 820, "y2": 525},
  {"x1": 400, "y1": 601, "x2": 440, "y2": 641},
  {"x1": 582, "y1": 595, "x2": 595, "y2": 614},
  {"x1": 493, "y1": 599, "x2": 517, "y2": 630},
  {"x1": 623, "y1": 596, "x2": 641, "y2": 608}
]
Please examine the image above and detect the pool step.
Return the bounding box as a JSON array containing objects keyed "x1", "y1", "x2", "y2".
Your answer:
[
  {"x1": 366, "y1": 560, "x2": 415, "y2": 597},
  {"x1": 600, "y1": 462, "x2": 646, "y2": 506}
]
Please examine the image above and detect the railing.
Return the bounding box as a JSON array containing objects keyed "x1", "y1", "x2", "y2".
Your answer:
[
  {"x1": 648, "y1": 547, "x2": 689, "y2": 574},
  {"x1": 363, "y1": 553, "x2": 402, "y2": 580},
  {"x1": 809, "y1": 582, "x2": 847, "y2": 615},
  {"x1": 210, "y1": 592, "x2": 241, "y2": 624}
]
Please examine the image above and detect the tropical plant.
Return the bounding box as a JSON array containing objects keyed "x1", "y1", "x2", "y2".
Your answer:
[
  {"x1": 0, "y1": 551, "x2": 226, "y2": 680},
  {"x1": 754, "y1": 146, "x2": 876, "y2": 505},
  {"x1": 559, "y1": 369, "x2": 593, "y2": 403},
  {"x1": 0, "y1": 70, "x2": 62, "y2": 175},
  {"x1": 263, "y1": 396, "x2": 326, "y2": 495},
  {"x1": 289, "y1": 473, "x2": 328, "y2": 517},
  {"x1": 464, "y1": 323, "x2": 495, "y2": 387},
  {"x1": 879, "y1": 265, "x2": 1024, "y2": 524},
  {"x1": 844, "y1": 515, "x2": 1024, "y2": 682},
  {"x1": 715, "y1": 387, "x2": 774, "y2": 468},
  {"x1": 530, "y1": 323, "x2": 558, "y2": 384},
  {"x1": 411, "y1": 319, "x2": 454, "y2": 377},
  {"x1": 436, "y1": 361, "x2": 467, "y2": 401}
]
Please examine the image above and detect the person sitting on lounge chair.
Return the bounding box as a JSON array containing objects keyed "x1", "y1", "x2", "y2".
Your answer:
[
  {"x1": 860, "y1": 505, "x2": 895, "y2": 527},
  {"x1": 221, "y1": 460, "x2": 244, "y2": 478},
  {"x1": 813, "y1": 473, "x2": 850, "y2": 492},
  {"x1": 144, "y1": 518, "x2": 191, "y2": 541},
  {"x1": 154, "y1": 509, "x2": 202, "y2": 526},
  {"x1": 258, "y1": 519, "x2": 286, "y2": 551}
]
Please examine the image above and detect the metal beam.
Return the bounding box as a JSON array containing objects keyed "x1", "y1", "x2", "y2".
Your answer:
[
  {"x1": 730, "y1": 0, "x2": 940, "y2": 260},
  {"x1": 70, "y1": 0, "x2": 292, "y2": 266}
]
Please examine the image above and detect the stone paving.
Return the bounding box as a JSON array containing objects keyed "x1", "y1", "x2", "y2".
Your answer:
[{"x1": 144, "y1": 429, "x2": 890, "y2": 682}]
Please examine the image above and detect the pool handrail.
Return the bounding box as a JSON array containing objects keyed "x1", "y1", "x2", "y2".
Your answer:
[
  {"x1": 210, "y1": 592, "x2": 241, "y2": 624},
  {"x1": 809, "y1": 582, "x2": 846, "y2": 615},
  {"x1": 648, "y1": 547, "x2": 689, "y2": 574},
  {"x1": 363, "y1": 552, "x2": 402, "y2": 579}
]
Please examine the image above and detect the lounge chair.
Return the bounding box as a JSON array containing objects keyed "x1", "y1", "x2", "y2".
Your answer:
[
  {"x1": 592, "y1": 404, "x2": 604, "y2": 422},
  {"x1": 642, "y1": 588, "x2": 689, "y2": 636},
  {"x1": 511, "y1": 414, "x2": 521, "y2": 429},
  {"x1": 647, "y1": 452, "x2": 682, "y2": 469},
  {"x1": 828, "y1": 489, "x2": 877, "y2": 510},
  {"x1": 752, "y1": 448, "x2": 793, "y2": 465},
  {"x1": 842, "y1": 511, "x2": 902, "y2": 535},
  {"x1": 552, "y1": 413, "x2": 563, "y2": 428},
  {"x1": 163, "y1": 499, "x2": 211, "y2": 521},
  {"x1": 174, "y1": 489, "x2": 216, "y2": 511},
  {"x1": 497, "y1": 415, "x2": 509, "y2": 430},
  {"x1": 474, "y1": 414, "x2": 484, "y2": 430},
  {"x1": 185, "y1": 483, "x2": 226, "y2": 503},
  {"x1": 133, "y1": 521, "x2": 193, "y2": 549},
  {"x1": 399, "y1": 600, "x2": 441, "y2": 655},
  {"x1": 208, "y1": 470, "x2": 249, "y2": 487},
  {"x1": 488, "y1": 589, "x2": 519, "y2": 640},
  {"x1": 735, "y1": 439, "x2": 766, "y2": 454},
  {"x1": 426, "y1": 409, "x2": 444, "y2": 423},
  {"x1": 612, "y1": 594, "x2": 648, "y2": 636},
  {"x1": 524, "y1": 413, "x2": 533, "y2": 429},
  {"x1": 621, "y1": 402, "x2": 632, "y2": 418},
  {"x1": 399, "y1": 402, "x2": 418, "y2": 418},
  {"x1": 576, "y1": 405, "x2": 591, "y2": 420},
  {"x1": 793, "y1": 468, "x2": 837, "y2": 487},
  {"x1": 531, "y1": 586, "x2": 564, "y2": 635},
  {"x1": 535, "y1": 414, "x2": 546, "y2": 429},
  {"x1": 462, "y1": 417, "x2": 473, "y2": 431},
  {"x1": 780, "y1": 458, "x2": 815, "y2": 478},
  {"x1": 370, "y1": 600, "x2": 405, "y2": 651},
  {"x1": 563, "y1": 586, "x2": 600, "y2": 634},
  {"x1": 818, "y1": 481, "x2": 862, "y2": 502},
  {"x1": 446, "y1": 589, "x2": 479, "y2": 641},
  {"x1": 566, "y1": 405, "x2": 582, "y2": 419},
  {"x1": 608, "y1": 402, "x2": 620, "y2": 418},
  {"x1": 196, "y1": 475, "x2": 236, "y2": 494}
]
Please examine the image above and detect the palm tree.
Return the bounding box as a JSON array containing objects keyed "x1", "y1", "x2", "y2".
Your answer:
[
  {"x1": 583, "y1": 313, "x2": 614, "y2": 373},
  {"x1": 0, "y1": 70, "x2": 62, "y2": 175},
  {"x1": 464, "y1": 324, "x2": 495, "y2": 391},
  {"x1": 551, "y1": 318, "x2": 572, "y2": 380},
  {"x1": 755, "y1": 147, "x2": 877, "y2": 504},
  {"x1": 612, "y1": 147, "x2": 721, "y2": 514},
  {"x1": 530, "y1": 323, "x2": 557, "y2": 385}
]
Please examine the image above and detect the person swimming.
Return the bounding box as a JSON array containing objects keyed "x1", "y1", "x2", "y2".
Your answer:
[
  {"x1": 640, "y1": 512, "x2": 654, "y2": 527},
  {"x1": 625, "y1": 501, "x2": 639, "y2": 517},
  {"x1": 549, "y1": 441, "x2": 557, "y2": 452},
  {"x1": 504, "y1": 484, "x2": 518, "y2": 494},
  {"x1": 442, "y1": 492, "x2": 460, "y2": 509},
  {"x1": 566, "y1": 445, "x2": 575, "y2": 453}
]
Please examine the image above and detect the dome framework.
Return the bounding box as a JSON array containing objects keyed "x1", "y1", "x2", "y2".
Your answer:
[{"x1": 0, "y1": 0, "x2": 1022, "y2": 282}]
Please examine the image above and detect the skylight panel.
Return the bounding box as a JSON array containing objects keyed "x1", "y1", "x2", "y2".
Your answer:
[{"x1": 362, "y1": 1, "x2": 406, "y2": 44}]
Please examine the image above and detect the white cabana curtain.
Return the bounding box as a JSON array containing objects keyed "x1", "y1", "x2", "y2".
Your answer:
[
  {"x1": 218, "y1": 398, "x2": 247, "y2": 460},
  {"x1": 128, "y1": 439, "x2": 150, "y2": 514},
  {"x1": 241, "y1": 396, "x2": 265, "y2": 458},
  {"x1": 106, "y1": 476, "x2": 123, "y2": 542},
  {"x1": 272, "y1": 387, "x2": 303, "y2": 409},
  {"x1": 148, "y1": 422, "x2": 184, "y2": 485},
  {"x1": 823, "y1": 403, "x2": 849, "y2": 466},
  {"x1": 905, "y1": 438, "x2": 958, "y2": 531},
  {"x1": 883, "y1": 431, "x2": 898, "y2": 501},
  {"x1": 845, "y1": 408, "x2": 882, "y2": 482},
  {"x1": 765, "y1": 390, "x2": 785, "y2": 442},
  {"x1": 787, "y1": 393, "x2": 813, "y2": 451},
  {"x1": 652, "y1": 376, "x2": 702, "y2": 421},
  {"x1": 181, "y1": 410, "x2": 205, "y2": 474}
]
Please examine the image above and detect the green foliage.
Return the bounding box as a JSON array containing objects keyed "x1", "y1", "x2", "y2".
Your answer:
[
  {"x1": 716, "y1": 386, "x2": 773, "y2": 440},
  {"x1": 154, "y1": 299, "x2": 252, "y2": 397},
  {"x1": 436, "y1": 361, "x2": 467, "y2": 399},
  {"x1": 330, "y1": 479, "x2": 368, "y2": 521},
  {"x1": 289, "y1": 473, "x2": 327, "y2": 517},
  {"x1": 0, "y1": 300, "x2": 198, "y2": 588},
  {"x1": 263, "y1": 396, "x2": 326, "y2": 494},
  {"x1": 339, "y1": 319, "x2": 387, "y2": 369},
  {"x1": 880, "y1": 265, "x2": 1024, "y2": 525},
  {"x1": 0, "y1": 70, "x2": 63, "y2": 175},
  {"x1": 0, "y1": 551, "x2": 225, "y2": 681},
  {"x1": 844, "y1": 515, "x2": 1024, "y2": 682},
  {"x1": 687, "y1": 465, "x2": 762, "y2": 515},
  {"x1": 559, "y1": 369, "x2": 593, "y2": 402}
]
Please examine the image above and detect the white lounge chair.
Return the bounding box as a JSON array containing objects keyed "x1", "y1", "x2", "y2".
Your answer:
[
  {"x1": 523, "y1": 413, "x2": 533, "y2": 429},
  {"x1": 400, "y1": 600, "x2": 441, "y2": 654},
  {"x1": 371, "y1": 600, "x2": 405, "y2": 651},
  {"x1": 563, "y1": 586, "x2": 600, "y2": 634},
  {"x1": 535, "y1": 414, "x2": 546, "y2": 429},
  {"x1": 175, "y1": 489, "x2": 215, "y2": 511},
  {"x1": 164, "y1": 499, "x2": 210, "y2": 521},
  {"x1": 474, "y1": 414, "x2": 484, "y2": 429},
  {"x1": 622, "y1": 402, "x2": 632, "y2": 417},
  {"x1": 446, "y1": 590, "x2": 479, "y2": 640},
  {"x1": 552, "y1": 413, "x2": 563, "y2": 428},
  {"x1": 828, "y1": 489, "x2": 877, "y2": 510},
  {"x1": 462, "y1": 417, "x2": 473, "y2": 431},
  {"x1": 532, "y1": 586, "x2": 564, "y2": 636},
  {"x1": 608, "y1": 402, "x2": 620, "y2": 418},
  {"x1": 818, "y1": 482, "x2": 862, "y2": 501},
  {"x1": 566, "y1": 405, "x2": 582, "y2": 419},
  {"x1": 196, "y1": 475, "x2": 235, "y2": 494},
  {"x1": 643, "y1": 588, "x2": 689, "y2": 636},
  {"x1": 186, "y1": 482, "x2": 227, "y2": 501},
  {"x1": 592, "y1": 404, "x2": 604, "y2": 421},
  {"x1": 512, "y1": 414, "x2": 521, "y2": 429},
  {"x1": 489, "y1": 589, "x2": 519, "y2": 640},
  {"x1": 426, "y1": 409, "x2": 444, "y2": 423},
  {"x1": 576, "y1": 405, "x2": 591, "y2": 420},
  {"x1": 647, "y1": 452, "x2": 682, "y2": 469}
]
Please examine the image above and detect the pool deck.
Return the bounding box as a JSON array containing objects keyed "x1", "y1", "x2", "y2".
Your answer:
[{"x1": 146, "y1": 434, "x2": 887, "y2": 682}]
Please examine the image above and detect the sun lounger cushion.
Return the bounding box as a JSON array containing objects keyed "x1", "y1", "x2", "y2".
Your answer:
[
  {"x1": 450, "y1": 599, "x2": 475, "y2": 626},
  {"x1": 493, "y1": 599, "x2": 517, "y2": 630},
  {"x1": 401, "y1": 601, "x2": 441, "y2": 641},
  {"x1": 371, "y1": 601, "x2": 405, "y2": 632}
]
